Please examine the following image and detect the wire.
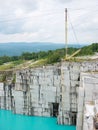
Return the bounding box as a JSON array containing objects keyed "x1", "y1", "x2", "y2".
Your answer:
[
  {"x1": 68, "y1": 13, "x2": 81, "y2": 48},
  {"x1": 68, "y1": 6, "x2": 98, "y2": 11}
]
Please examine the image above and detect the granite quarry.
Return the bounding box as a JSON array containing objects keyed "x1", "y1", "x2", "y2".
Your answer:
[{"x1": 0, "y1": 61, "x2": 98, "y2": 130}]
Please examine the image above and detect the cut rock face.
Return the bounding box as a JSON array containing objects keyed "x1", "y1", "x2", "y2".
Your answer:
[{"x1": 94, "y1": 114, "x2": 98, "y2": 129}]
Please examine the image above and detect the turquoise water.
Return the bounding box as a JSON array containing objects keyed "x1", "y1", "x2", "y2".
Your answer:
[{"x1": 0, "y1": 110, "x2": 76, "y2": 130}]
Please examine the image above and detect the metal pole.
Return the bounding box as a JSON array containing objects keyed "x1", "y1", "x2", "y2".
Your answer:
[{"x1": 65, "y1": 8, "x2": 68, "y2": 59}]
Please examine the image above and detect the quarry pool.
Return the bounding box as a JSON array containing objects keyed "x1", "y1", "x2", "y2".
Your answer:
[{"x1": 0, "y1": 110, "x2": 76, "y2": 130}]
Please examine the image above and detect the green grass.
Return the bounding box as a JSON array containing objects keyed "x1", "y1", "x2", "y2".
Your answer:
[
  {"x1": 12, "y1": 60, "x2": 25, "y2": 65},
  {"x1": 0, "y1": 59, "x2": 46, "y2": 71},
  {"x1": 29, "y1": 59, "x2": 47, "y2": 68},
  {"x1": 0, "y1": 60, "x2": 25, "y2": 71},
  {"x1": 0, "y1": 63, "x2": 14, "y2": 71}
]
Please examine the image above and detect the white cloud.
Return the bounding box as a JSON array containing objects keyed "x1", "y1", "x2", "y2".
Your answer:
[
  {"x1": 0, "y1": 32, "x2": 39, "y2": 43},
  {"x1": 0, "y1": 0, "x2": 97, "y2": 44}
]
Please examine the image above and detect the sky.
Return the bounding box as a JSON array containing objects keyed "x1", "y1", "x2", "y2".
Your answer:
[{"x1": 0, "y1": 0, "x2": 98, "y2": 44}]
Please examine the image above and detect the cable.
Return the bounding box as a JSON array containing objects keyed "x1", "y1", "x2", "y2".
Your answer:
[
  {"x1": 68, "y1": 6, "x2": 98, "y2": 11},
  {"x1": 68, "y1": 13, "x2": 81, "y2": 48}
]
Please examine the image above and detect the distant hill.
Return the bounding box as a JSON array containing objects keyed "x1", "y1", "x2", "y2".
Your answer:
[{"x1": 0, "y1": 42, "x2": 84, "y2": 56}]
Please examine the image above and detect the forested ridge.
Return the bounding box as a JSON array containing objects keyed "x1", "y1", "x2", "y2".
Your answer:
[{"x1": 0, "y1": 43, "x2": 98, "y2": 65}]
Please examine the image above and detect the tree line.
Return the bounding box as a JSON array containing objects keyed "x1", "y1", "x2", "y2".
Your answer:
[{"x1": 0, "y1": 43, "x2": 98, "y2": 65}]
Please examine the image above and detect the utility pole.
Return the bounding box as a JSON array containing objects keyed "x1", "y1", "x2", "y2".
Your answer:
[{"x1": 65, "y1": 8, "x2": 68, "y2": 59}]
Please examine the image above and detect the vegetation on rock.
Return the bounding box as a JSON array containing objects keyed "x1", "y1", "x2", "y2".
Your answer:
[{"x1": 0, "y1": 43, "x2": 97, "y2": 69}]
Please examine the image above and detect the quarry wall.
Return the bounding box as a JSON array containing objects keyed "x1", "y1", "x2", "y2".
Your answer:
[
  {"x1": 0, "y1": 61, "x2": 98, "y2": 130},
  {"x1": 77, "y1": 72, "x2": 98, "y2": 130}
]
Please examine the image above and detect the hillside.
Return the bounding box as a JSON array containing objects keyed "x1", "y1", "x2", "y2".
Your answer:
[
  {"x1": 78, "y1": 43, "x2": 98, "y2": 56},
  {"x1": 0, "y1": 43, "x2": 97, "y2": 71}
]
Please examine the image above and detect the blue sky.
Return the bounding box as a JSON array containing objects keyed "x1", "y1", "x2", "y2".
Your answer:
[{"x1": 0, "y1": 0, "x2": 98, "y2": 44}]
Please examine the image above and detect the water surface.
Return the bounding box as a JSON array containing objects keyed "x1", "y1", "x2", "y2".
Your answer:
[{"x1": 0, "y1": 110, "x2": 76, "y2": 130}]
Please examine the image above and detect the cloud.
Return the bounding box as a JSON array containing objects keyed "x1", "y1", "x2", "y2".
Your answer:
[
  {"x1": 0, "y1": 0, "x2": 38, "y2": 14},
  {"x1": 0, "y1": 0, "x2": 39, "y2": 34},
  {"x1": 0, "y1": 32, "x2": 39, "y2": 43},
  {"x1": 0, "y1": 0, "x2": 97, "y2": 44},
  {"x1": 56, "y1": 0, "x2": 73, "y2": 4}
]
